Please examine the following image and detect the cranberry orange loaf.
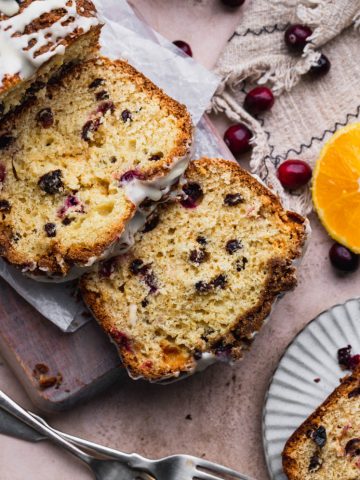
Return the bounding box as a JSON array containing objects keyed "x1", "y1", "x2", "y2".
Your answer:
[
  {"x1": 81, "y1": 158, "x2": 306, "y2": 381},
  {"x1": 282, "y1": 368, "x2": 360, "y2": 479},
  {"x1": 0, "y1": 0, "x2": 101, "y2": 119},
  {"x1": 0, "y1": 57, "x2": 192, "y2": 280}
]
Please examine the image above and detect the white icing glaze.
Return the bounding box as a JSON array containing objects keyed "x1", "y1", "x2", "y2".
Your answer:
[
  {"x1": 0, "y1": 0, "x2": 19, "y2": 17},
  {"x1": 0, "y1": 0, "x2": 99, "y2": 88}
]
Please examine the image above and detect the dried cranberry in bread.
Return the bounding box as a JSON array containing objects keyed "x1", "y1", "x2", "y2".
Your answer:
[
  {"x1": 282, "y1": 368, "x2": 360, "y2": 479},
  {"x1": 81, "y1": 158, "x2": 306, "y2": 381},
  {"x1": 0, "y1": 57, "x2": 192, "y2": 279},
  {"x1": 0, "y1": 0, "x2": 101, "y2": 119}
]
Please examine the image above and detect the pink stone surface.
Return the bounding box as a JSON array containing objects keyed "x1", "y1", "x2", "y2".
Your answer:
[{"x1": 1, "y1": 1, "x2": 360, "y2": 479}]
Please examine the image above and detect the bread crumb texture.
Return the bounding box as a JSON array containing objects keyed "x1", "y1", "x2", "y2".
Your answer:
[
  {"x1": 283, "y1": 368, "x2": 360, "y2": 479},
  {"x1": 81, "y1": 158, "x2": 306, "y2": 381},
  {"x1": 0, "y1": 57, "x2": 192, "y2": 277}
]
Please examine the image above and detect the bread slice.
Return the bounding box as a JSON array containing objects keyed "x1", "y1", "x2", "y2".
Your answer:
[
  {"x1": 282, "y1": 368, "x2": 360, "y2": 479},
  {"x1": 0, "y1": 0, "x2": 101, "y2": 119},
  {"x1": 81, "y1": 157, "x2": 306, "y2": 381},
  {"x1": 0, "y1": 57, "x2": 192, "y2": 280}
]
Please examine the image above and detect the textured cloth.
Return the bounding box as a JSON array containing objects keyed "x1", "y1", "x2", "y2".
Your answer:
[{"x1": 212, "y1": 0, "x2": 360, "y2": 215}]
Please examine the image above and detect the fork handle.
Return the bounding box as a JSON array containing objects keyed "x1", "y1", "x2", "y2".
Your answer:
[
  {"x1": 0, "y1": 390, "x2": 92, "y2": 466},
  {"x1": 31, "y1": 413, "x2": 151, "y2": 471}
]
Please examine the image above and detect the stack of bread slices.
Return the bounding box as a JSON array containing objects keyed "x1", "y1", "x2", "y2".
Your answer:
[{"x1": 0, "y1": 0, "x2": 307, "y2": 382}]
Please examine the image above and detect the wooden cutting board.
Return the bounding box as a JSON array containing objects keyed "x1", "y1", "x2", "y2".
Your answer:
[
  {"x1": 0, "y1": 117, "x2": 232, "y2": 413},
  {"x1": 0, "y1": 277, "x2": 124, "y2": 412}
]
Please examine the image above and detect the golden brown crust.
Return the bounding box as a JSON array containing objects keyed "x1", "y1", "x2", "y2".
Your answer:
[
  {"x1": 282, "y1": 368, "x2": 360, "y2": 479},
  {"x1": 81, "y1": 157, "x2": 306, "y2": 381}
]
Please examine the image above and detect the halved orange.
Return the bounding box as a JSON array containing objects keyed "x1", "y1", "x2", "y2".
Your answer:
[{"x1": 312, "y1": 123, "x2": 360, "y2": 253}]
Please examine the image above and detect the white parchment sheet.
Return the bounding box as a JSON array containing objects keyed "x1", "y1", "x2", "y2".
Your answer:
[{"x1": 0, "y1": 0, "x2": 222, "y2": 332}]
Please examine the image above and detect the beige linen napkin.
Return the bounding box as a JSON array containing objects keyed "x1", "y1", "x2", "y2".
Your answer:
[{"x1": 212, "y1": 0, "x2": 360, "y2": 215}]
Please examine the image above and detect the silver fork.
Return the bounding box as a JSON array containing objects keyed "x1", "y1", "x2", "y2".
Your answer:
[
  {"x1": 33, "y1": 414, "x2": 255, "y2": 480},
  {"x1": 0, "y1": 389, "x2": 255, "y2": 480},
  {"x1": 0, "y1": 390, "x2": 152, "y2": 480}
]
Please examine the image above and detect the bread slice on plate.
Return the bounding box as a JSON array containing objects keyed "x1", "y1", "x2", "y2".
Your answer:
[
  {"x1": 81, "y1": 157, "x2": 307, "y2": 382},
  {"x1": 0, "y1": 57, "x2": 192, "y2": 280},
  {"x1": 0, "y1": 0, "x2": 101, "y2": 119},
  {"x1": 282, "y1": 368, "x2": 360, "y2": 479}
]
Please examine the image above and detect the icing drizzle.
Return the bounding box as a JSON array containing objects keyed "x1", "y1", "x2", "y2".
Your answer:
[
  {"x1": 0, "y1": 0, "x2": 19, "y2": 17},
  {"x1": 0, "y1": 0, "x2": 99, "y2": 87}
]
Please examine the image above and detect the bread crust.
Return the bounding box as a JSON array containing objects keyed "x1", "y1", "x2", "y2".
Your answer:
[
  {"x1": 0, "y1": 58, "x2": 192, "y2": 278},
  {"x1": 81, "y1": 157, "x2": 307, "y2": 381},
  {"x1": 282, "y1": 368, "x2": 360, "y2": 479}
]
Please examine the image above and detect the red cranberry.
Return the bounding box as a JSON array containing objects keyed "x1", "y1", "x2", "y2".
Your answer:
[
  {"x1": 308, "y1": 54, "x2": 331, "y2": 78},
  {"x1": 277, "y1": 160, "x2": 312, "y2": 190},
  {"x1": 244, "y1": 87, "x2": 274, "y2": 115},
  {"x1": 224, "y1": 124, "x2": 252, "y2": 155},
  {"x1": 285, "y1": 24, "x2": 312, "y2": 52},
  {"x1": 221, "y1": 0, "x2": 245, "y2": 6},
  {"x1": 329, "y1": 243, "x2": 359, "y2": 272},
  {"x1": 173, "y1": 40, "x2": 193, "y2": 57}
]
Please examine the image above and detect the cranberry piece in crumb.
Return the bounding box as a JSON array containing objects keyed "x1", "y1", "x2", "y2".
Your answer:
[
  {"x1": 0, "y1": 200, "x2": 11, "y2": 212},
  {"x1": 142, "y1": 214, "x2": 159, "y2": 233},
  {"x1": 130, "y1": 259, "x2": 145, "y2": 275},
  {"x1": 195, "y1": 281, "x2": 211, "y2": 293},
  {"x1": 36, "y1": 108, "x2": 54, "y2": 128},
  {"x1": 329, "y1": 243, "x2": 359, "y2": 273},
  {"x1": 82, "y1": 119, "x2": 100, "y2": 142},
  {"x1": 211, "y1": 274, "x2": 227, "y2": 289},
  {"x1": 44, "y1": 223, "x2": 57, "y2": 238},
  {"x1": 189, "y1": 249, "x2": 208, "y2": 264},
  {"x1": 236, "y1": 257, "x2": 248, "y2": 271},
  {"x1": 95, "y1": 90, "x2": 110, "y2": 101},
  {"x1": 99, "y1": 258, "x2": 117, "y2": 278},
  {"x1": 120, "y1": 170, "x2": 144, "y2": 183},
  {"x1": 144, "y1": 270, "x2": 158, "y2": 294},
  {"x1": 226, "y1": 239, "x2": 242, "y2": 254},
  {"x1": 109, "y1": 329, "x2": 132, "y2": 352},
  {"x1": 224, "y1": 124, "x2": 252, "y2": 155},
  {"x1": 196, "y1": 235, "x2": 207, "y2": 245},
  {"x1": 38, "y1": 169, "x2": 63, "y2": 194},
  {"x1": 0, "y1": 164, "x2": 6, "y2": 184},
  {"x1": 285, "y1": 24, "x2": 312, "y2": 52},
  {"x1": 221, "y1": 0, "x2": 245, "y2": 6},
  {"x1": 308, "y1": 54, "x2": 331, "y2": 78},
  {"x1": 308, "y1": 426, "x2": 327, "y2": 448},
  {"x1": 0, "y1": 134, "x2": 14, "y2": 150},
  {"x1": 181, "y1": 182, "x2": 203, "y2": 208},
  {"x1": 244, "y1": 87, "x2": 274, "y2": 116},
  {"x1": 224, "y1": 193, "x2": 244, "y2": 206},
  {"x1": 97, "y1": 101, "x2": 115, "y2": 116},
  {"x1": 173, "y1": 40, "x2": 193, "y2": 57},
  {"x1": 308, "y1": 454, "x2": 322, "y2": 472},
  {"x1": 88, "y1": 78, "x2": 105, "y2": 89},
  {"x1": 277, "y1": 160, "x2": 312, "y2": 190},
  {"x1": 345, "y1": 438, "x2": 360, "y2": 457},
  {"x1": 121, "y1": 109, "x2": 132, "y2": 123}
]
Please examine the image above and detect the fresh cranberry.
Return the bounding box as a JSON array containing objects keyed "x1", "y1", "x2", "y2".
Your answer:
[
  {"x1": 277, "y1": 160, "x2": 312, "y2": 190},
  {"x1": 221, "y1": 0, "x2": 245, "y2": 6},
  {"x1": 173, "y1": 40, "x2": 193, "y2": 57},
  {"x1": 308, "y1": 54, "x2": 331, "y2": 78},
  {"x1": 329, "y1": 243, "x2": 359, "y2": 272},
  {"x1": 244, "y1": 87, "x2": 274, "y2": 115},
  {"x1": 285, "y1": 24, "x2": 312, "y2": 52},
  {"x1": 223, "y1": 124, "x2": 252, "y2": 155}
]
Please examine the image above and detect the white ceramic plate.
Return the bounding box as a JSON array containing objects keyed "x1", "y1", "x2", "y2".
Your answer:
[{"x1": 262, "y1": 297, "x2": 360, "y2": 480}]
